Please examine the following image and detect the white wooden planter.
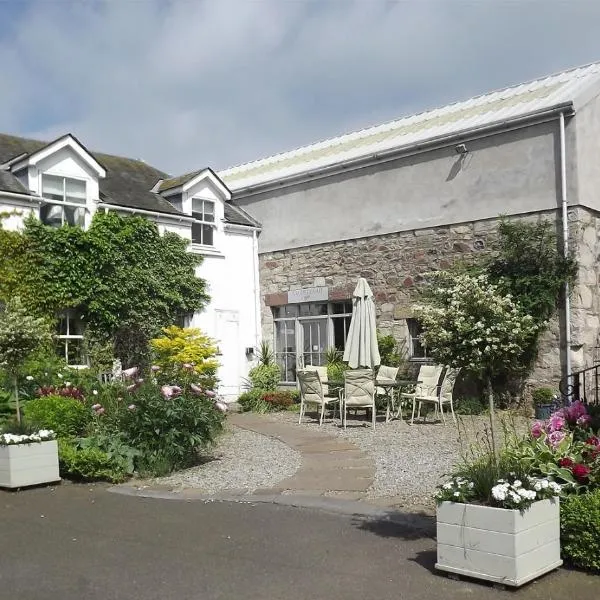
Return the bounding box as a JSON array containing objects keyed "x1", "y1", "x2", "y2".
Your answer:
[
  {"x1": 436, "y1": 498, "x2": 562, "y2": 587},
  {"x1": 0, "y1": 440, "x2": 60, "y2": 489}
]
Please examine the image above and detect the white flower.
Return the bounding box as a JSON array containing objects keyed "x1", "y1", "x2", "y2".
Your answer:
[
  {"x1": 541, "y1": 480, "x2": 549, "y2": 489},
  {"x1": 492, "y1": 485, "x2": 507, "y2": 501},
  {"x1": 57, "y1": 373, "x2": 63, "y2": 379},
  {"x1": 93, "y1": 390, "x2": 98, "y2": 396},
  {"x1": 534, "y1": 481, "x2": 542, "y2": 492},
  {"x1": 443, "y1": 482, "x2": 453, "y2": 490},
  {"x1": 453, "y1": 492, "x2": 460, "y2": 497},
  {"x1": 549, "y1": 482, "x2": 561, "y2": 494},
  {"x1": 65, "y1": 382, "x2": 71, "y2": 387},
  {"x1": 513, "y1": 480, "x2": 522, "y2": 488},
  {"x1": 25, "y1": 375, "x2": 34, "y2": 381}
]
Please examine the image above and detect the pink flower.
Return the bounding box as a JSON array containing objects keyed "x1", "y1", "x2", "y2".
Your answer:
[
  {"x1": 91, "y1": 403, "x2": 102, "y2": 410},
  {"x1": 96, "y1": 407, "x2": 105, "y2": 415},
  {"x1": 547, "y1": 430, "x2": 566, "y2": 448},
  {"x1": 161, "y1": 385, "x2": 174, "y2": 399},
  {"x1": 577, "y1": 414, "x2": 592, "y2": 428},
  {"x1": 127, "y1": 404, "x2": 136, "y2": 411},
  {"x1": 151, "y1": 365, "x2": 161, "y2": 372},
  {"x1": 126, "y1": 384, "x2": 137, "y2": 392},
  {"x1": 206, "y1": 390, "x2": 216, "y2": 398},
  {"x1": 190, "y1": 383, "x2": 203, "y2": 395},
  {"x1": 171, "y1": 385, "x2": 182, "y2": 396},
  {"x1": 215, "y1": 401, "x2": 228, "y2": 413},
  {"x1": 182, "y1": 363, "x2": 194, "y2": 370},
  {"x1": 547, "y1": 414, "x2": 565, "y2": 433},
  {"x1": 559, "y1": 457, "x2": 574, "y2": 468},
  {"x1": 531, "y1": 421, "x2": 544, "y2": 438},
  {"x1": 565, "y1": 401, "x2": 588, "y2": 423},
  {"x1": 572, "y1": 463, "x2": 591, "y2": 482},
  {"x1": 122, "y1": 366, "x2": 139, "y2": 379}
]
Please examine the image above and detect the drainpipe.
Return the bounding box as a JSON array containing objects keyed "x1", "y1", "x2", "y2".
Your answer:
[
  {"x1": 252, "y1": 229, "x2": 261, "y2": 351},
  {"x1": 559, "y1": 111, "x2": 572, "y2": 383}
]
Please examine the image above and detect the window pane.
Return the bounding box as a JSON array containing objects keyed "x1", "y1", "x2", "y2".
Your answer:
[
  {"x1": 202, "y1": 224, "x2": 213, "y2": 246},
  {"x1": 65, "y1": 338, "x2": 86, "y2": 365},
  {"x1": 203, "y1": 201, "x2": 215, "y2": 222},
  {"x1": 40, "y1": 204, "x2": 64, "y2": 227},
  {"x1": 331, "y1": 301, "x2": 352, "y2": 314},
  {"x1": 332, "y1": 315, "x2": 351, "y2": 350},
  {"x1": 273, "y1": 305, "x2": 298, "y2": 318},
  {"x1": 192, "y1": 198, "x2": 203, "y2": 214},
  {"x1": 64, "y1": 206, "x2": 86, "y2": 227},
  {"x1": 42, "y1": 175, "x2": 64, "y2": 202},
  {"x1": 65, "y1": 178, "x2": 86, "y2": 204},
  {"x1": 191, "y1": 221, "x2": 203, "y2": 244},
  {"x1": 58, "y1": 313, "x2": 69, "y2": 336}
]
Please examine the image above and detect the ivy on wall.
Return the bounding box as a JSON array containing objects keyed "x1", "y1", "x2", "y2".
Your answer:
[{"x1": 0, "y1": 211, "x2": 209, "y2": 348}]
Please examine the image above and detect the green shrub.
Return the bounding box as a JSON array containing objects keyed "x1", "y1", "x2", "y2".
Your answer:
[
  {"x1": 237, "y1": 389, "x2": 270, "y2": 413},
  {"x1": 532, "y1": 387, "x2": 556, "y2": 405},
  {"x1": 58, "y1": 438, "x2": 128, "y2": 483},
  {"x1": 455, "y1": 397, "x2": 486, "y2": 415},
  {"x1": 377, "y1": 333, "x2": 406, "y2": 367},
  {"x1": 561, "y1": 491, "x2": 600, "y2": 571},
  {"x1": 248, "y1": 363, "x2": 281, "y2": 392},
  {"x1": 24, "y1": 395, "x2": 89, "y2": 438},
  {"x1": 117, "y1": 383, "x2": 225, "y2": 476}
]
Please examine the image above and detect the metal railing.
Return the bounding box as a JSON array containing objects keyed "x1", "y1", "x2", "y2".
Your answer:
[{"x1": 559, "y1": 364, "x2": 600, "y2": 405}]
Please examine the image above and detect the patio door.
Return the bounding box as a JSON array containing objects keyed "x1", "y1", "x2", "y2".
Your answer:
[{"x1": 299, "y1": 319, "x2": 327, "y2": 368}]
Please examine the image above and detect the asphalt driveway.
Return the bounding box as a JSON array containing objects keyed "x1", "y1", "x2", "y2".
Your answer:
[{"x1": 1, "y1": 484, "x2": 598, "y2": 600}]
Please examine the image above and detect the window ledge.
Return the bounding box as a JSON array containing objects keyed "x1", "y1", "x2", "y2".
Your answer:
[{"x1": 189, "y1": 244, "x2": 224, "y2": 257}]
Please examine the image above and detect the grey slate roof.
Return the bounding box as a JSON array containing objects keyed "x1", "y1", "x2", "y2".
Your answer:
[
  {"x1": 158, "y1": 169, "x2": 207, "y2": 193},
  {"x1": 0, "y1": 132, "x2": 261, "y2": 227}
]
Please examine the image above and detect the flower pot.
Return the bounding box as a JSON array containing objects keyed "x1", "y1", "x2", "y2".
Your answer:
[
  {"x1": 0, "y1": 440, "x2": 60, "y2": 489},
  {"x1": 436, "y1": 498, "x2": 561, "y2": 587},
  {"x1": 535, "y1": 403, "x2": 555, "y2": 420}
]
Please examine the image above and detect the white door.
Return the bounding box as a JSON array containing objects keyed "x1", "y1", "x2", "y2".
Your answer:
[{"x1": 215, "y1": 310, "x2": 240, "y2": 399}]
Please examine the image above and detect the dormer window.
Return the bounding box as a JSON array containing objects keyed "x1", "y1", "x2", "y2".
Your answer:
[
  {"x1": 40, "y1": 174, "x2": 87, "y2": 227},
  {"x1": 191, "y1": 198, "x2": 215, "y2": 246}
]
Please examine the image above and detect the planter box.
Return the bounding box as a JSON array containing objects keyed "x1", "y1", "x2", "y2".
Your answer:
[
  {"x1": 436, "y1": 498, "x2": 562, "y2": 587},
  {"x1": 0, "y1": 440, "x2": 60, "y2": 489}
]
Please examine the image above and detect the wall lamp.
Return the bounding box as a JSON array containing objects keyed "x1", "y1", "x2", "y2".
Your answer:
[{"x1": 454, "y1": 143, "x2": 468, "y2": 155}]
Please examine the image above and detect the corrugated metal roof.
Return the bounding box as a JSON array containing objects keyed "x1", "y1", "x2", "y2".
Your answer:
[{"x1": 220, "y1": 61, "x2": 600, "y2": 191}]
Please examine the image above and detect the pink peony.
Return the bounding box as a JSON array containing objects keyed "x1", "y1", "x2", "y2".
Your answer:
[
  {"x1": 91, "y1": 403, "x2": 102, "y2": 410},
  {"x1": 122, "y1": 366, "x2": 139, "y2": 379},
  {"x1": 565, "y1": 401, "x2": 588, "y2": 424},
  {"x1": 577, "y1": 414, "x2": 592, "y2": 428},
  {"x1": 96, "y1": 407, "x2": 105, "y2": 415},
  {"x1": 531, "y1": 421, "x2": 544, "y2": 438},
  {"x1": 126, "y1": 383, "x2": 137, "y2": 392},
  {"x1": 215, "y1": 401, "x2": 228, "y2": 413},
  {"x1": 182, "y1": 363, "x2": 194, "y2": 370},
  {"x1": 547, "y1": 430, "x2": 566, "y2": 448},
  {"x1": 151, "y1": 365, "x2": 161, "y2": 372},
  {"x1": 190, "y1": 383, "x2": 203, "y2": 395},
  {"x1": 171, "y1": 385, "x2": 182, "y2": 395},
  {"x1": 206, "y1": 390, "x2": 216, "y2": 398},
  {"x1": 161, "y1": 385, "x2": 174, "y2": 399},
  {"x1": 127, "y1": 404, "x2": 136, "y2": 411},
  {"x1": 547, "y1": 414, "x2": 565, "y2": 433}
]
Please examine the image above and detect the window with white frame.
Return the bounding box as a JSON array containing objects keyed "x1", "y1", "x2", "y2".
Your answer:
[
  {"x1": 57, "y1": 310, "x2": 86, "y2": 366},
  {"x1": 191, "y1": 198, "x2": 215, "y2": 246},
  {"x1": 40, "y1": 174, "x2": 86, "y2": 227},
  {"x1": 407, "y1": 318, "x2": 428, "y2": 360}
]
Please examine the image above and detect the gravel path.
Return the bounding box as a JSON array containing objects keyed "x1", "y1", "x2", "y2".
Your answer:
[
  {"x1": 147, "y1": 426, "x2": 301, "y2": 494},
  {"x1": 269, "y1": 410, "x2": 529, "y2": 507}
]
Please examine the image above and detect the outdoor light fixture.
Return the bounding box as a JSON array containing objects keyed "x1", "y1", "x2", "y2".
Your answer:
[{"x1": 455, "y1": 143, "x2": 468, "y2": 154}]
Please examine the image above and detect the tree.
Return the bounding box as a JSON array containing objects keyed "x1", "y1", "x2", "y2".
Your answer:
[
  {"x1": 0, "y1": 297, "x2": 52, "y2": 423},
  {"x1": 414, "y1": 272, "x2": 540, "y2": 456}
]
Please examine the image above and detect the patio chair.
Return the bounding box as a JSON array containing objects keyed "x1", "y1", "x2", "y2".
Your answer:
[
  {"x1": 411, "y1": 367, "x2": 461, "y2": 425},
  {"x1": 303, "y1": 365, "x2": 329, "y2": 395},
  {"x1": 297, "y1": 370, "x2": 339, "y2": 426},
  {"x1": 401, "y1": 364, "x2": 444, "y2": 423},
  {"x1": 341, "y1": 369, "x2": 376, "y2": 430},
  {"x1": 376, "y1": 365, "x2": 400, "y2": 422}
]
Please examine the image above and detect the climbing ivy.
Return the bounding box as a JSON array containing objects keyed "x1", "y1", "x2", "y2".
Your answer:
[{"x1": 0, "y1": 212, "x2": 209, "y2": 352}]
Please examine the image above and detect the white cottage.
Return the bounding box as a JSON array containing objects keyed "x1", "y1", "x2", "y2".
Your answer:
[{"x1": 0, "y1": 132, "x2": 261, "y2": 400}]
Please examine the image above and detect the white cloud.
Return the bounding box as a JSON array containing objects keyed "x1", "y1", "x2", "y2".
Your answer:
[{"x1": 1, "y1": 0, "x2": 600, "y2": 175}]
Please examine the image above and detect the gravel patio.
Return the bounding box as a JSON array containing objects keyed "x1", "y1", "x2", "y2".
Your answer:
[{"x1": 140, "y1": 408, "x2": 529, "y2": 509}]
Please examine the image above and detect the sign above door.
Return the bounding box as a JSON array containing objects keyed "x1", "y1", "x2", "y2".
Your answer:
[{"x1": 287, "y1": 286, "x2": 328, "y2": 304}]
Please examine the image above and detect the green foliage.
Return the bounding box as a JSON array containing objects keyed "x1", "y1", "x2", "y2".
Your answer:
[
  {"x1": 237, "y1": 389, "x2": 271, "y2": 413},
  {"x1": 488, "y1": 219, "x2": 578, "y2": 326},
  {"x1": 248, "y1": 363, "x2": 281, "y2": 392},
  {"x1": 58, "y1": 438, "x2": 128, "y2": 483},
  {"x1": 257, "y1": 341, "x2": 275, "y2": 366},
  {"x1": 532, "y1": 387, "x2": 556, "y2": 405},
  {"x1": 150, "y1": 326, "x2": 219, "y2": 388},
  {"x1": 24, "y1": 395, "x2": 90, "y2": 438},
  {"x1": 454, "y1": 397, "x2": 486, "y2": 415},
  {"x1": 561, "y1": 491, "x2": 600, "y2": 571},
  {"x1": 0, "y1": 212, "x2": 210, "y2": 361},
  {"x1": 377, "y1": 333, "x2": 406, "y2": 367},
  {"x1": 76, "y1": 433, "x2": 140, "y2": 476},
  {"x1": 117, "y1": 383, "x2": 225, "y2": 476}
]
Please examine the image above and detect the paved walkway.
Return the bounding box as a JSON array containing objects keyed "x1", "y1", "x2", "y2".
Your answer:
[{"x1": 230, "y1": 412, "x2": 375, "y2": 501}]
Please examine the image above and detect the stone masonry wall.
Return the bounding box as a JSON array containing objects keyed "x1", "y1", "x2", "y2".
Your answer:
[{"x1": 259, "y1": 210, "x2": 581, "y2": 388}]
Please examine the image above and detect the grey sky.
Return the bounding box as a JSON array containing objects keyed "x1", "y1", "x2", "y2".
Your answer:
[{"x1": 1, "y1": 0, "x2": 600, "y2": 175}]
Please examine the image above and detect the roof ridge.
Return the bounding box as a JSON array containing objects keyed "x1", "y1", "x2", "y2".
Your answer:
[{"x1": 220, "y1": 59, "x2": 600, "y2": 177}]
